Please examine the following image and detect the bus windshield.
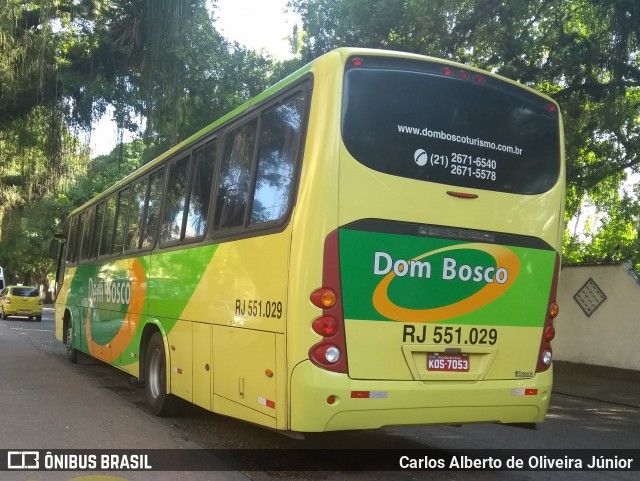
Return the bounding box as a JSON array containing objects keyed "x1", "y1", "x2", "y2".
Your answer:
[{"x1": 342, "y1": 56, "x2": 561, "y2": 194}]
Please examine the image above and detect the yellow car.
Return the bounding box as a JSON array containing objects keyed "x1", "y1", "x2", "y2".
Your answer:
[{"x1": 1, "y1": 285, "x2": 43, "y2": 322}]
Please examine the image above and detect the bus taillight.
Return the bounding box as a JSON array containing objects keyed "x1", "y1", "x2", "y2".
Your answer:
[
  {"x1": 311, "y1": 288, "x2": 337, "y2": 309},
  {"x1": 308, "y1": 230, "x2": 348, "y2": 374},
  {"x1": 536, "y1": 254, "x2": 560, "y2": 373}
]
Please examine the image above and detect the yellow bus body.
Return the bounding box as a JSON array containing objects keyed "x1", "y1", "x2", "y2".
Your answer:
[{"x1": 55, "y1": 48, "x2": 564, "y2": 432}]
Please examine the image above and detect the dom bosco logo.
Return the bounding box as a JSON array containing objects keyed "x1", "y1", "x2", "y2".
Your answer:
[{"x1": 372, "y1": 243, "x2": 521, "y2": 322}]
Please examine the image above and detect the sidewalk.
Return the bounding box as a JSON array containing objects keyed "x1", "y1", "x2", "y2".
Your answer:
[{"x1": 553, "y1": 360, "x2": 640, "y2": 408}]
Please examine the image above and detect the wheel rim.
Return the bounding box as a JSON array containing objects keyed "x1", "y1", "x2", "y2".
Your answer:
[
  {"x1": 148, "y1": 348, "x2": 163, "y2": 399},
  {"x1": 65, "y1": 326, "x2": 72, "y2": 351}
]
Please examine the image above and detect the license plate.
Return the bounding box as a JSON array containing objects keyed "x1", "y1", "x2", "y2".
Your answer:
[
  {"x1": 427, "y1": 353, "x2": 470, "y2": 372},
  {"x1": 18, "y1": 310, "x2": 30, "y2": 316}
]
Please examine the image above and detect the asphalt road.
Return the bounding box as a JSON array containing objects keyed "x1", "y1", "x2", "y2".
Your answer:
[{"x1": 0, "y1": 307, "x2": 638, "y2": 481}]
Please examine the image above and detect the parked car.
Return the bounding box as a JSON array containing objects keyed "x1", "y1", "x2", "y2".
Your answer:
[{"x1": 0, "y1": 285, "x2": 42, "y2": 322}]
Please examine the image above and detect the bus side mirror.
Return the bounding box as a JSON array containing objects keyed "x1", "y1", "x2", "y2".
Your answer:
[
  {"x1": 49, "y1": 239, "x2": 60, "y2": 260},
  {"x1": 49, "y1": 234, "x2": 66, "y2": 260}
]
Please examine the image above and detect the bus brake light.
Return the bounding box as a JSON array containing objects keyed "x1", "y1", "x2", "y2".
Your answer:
[
  {"x1": 544, "y1": 325, "x2": 556, "y2": 342},
  {"x1": 312, "y1": 316, "x2": 339, "y2": 337},
  {"x1": 447, "y1": 191, "x2": 479, "y2": 199}
]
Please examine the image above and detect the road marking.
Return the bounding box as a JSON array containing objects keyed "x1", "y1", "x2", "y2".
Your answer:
[{"x1": 10, "y1": 327, "x2": 53, "y2": 332}]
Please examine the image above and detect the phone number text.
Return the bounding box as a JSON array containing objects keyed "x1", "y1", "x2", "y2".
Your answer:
[{"x1": 428, "y1": 153, "x2": 498, "y2": 181}]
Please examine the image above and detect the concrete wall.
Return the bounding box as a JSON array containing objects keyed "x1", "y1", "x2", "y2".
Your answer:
[{"x1": 554, "y1": 261, "x2": 640, "y2": 370}]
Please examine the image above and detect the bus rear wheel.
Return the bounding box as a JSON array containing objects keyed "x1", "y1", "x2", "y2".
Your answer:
[{"x1": 145, "y1": 332, "x2": 179, "y2": 416}]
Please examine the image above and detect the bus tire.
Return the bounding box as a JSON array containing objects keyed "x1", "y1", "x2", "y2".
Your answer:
[
  {"x1": 145, "y1": 332, "x2": 179, "y2": 416},
  {"x1": 65, "y1": 318, "x2": 78, "y2": 363}
]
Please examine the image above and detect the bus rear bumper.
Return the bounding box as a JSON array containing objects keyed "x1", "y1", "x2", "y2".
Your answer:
[{"x1": 290, "y1": 361, "x2": 553, "y2": 432}]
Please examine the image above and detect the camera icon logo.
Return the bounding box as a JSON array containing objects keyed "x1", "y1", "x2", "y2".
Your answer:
[{"x1": 7, "y1": 451, "x2": 40, "y2": 470}]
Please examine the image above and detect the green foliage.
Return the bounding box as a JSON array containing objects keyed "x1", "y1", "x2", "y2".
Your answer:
[
  {"x1": 0, "y1": 194, "x2": 73, "y2": 286},
  {"x1": 67, "y1": 139, "x2": 147, "y2": 207},
  {"x1": 0, "y1": 103, "x2": 89, "y2": 286},
  {"x1": 563, "y1": 187, "x2": 640, "y2": 267},
  {"x1": 0, "y1": 0, "x2": 279, "y2": 286}
]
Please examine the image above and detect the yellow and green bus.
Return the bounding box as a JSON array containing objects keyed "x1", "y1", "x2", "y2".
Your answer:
[{"x1": 52, "y1": 48, "x2": 564, "y2": 433}]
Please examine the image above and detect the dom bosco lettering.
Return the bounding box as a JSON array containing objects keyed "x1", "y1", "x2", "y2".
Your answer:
[{"x1": 374, "y1": 251, "x2": 508, "y2": 284}]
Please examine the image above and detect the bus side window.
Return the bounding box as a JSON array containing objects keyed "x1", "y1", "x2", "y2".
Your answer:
[
  {"x1": 90, "y1": 202, "x2": 105, "y2": 259},
  {"x1": 81, "y1": 207, "x2": 95, "y2": 261},
  {"x1": 75, "y1": 212, "x2": 86, "y2": 262},
  {"x1": 100, "y1": 196, "x2": 116, "y2": 256},
  {"x1": 66, "y1": 216, "x2": 78, "y2": 262},
  {"x1": 126, "y1": 179, "x2": 148, "y2": 251},
  {"x1": 112, "y1": 188, "x2": 130, "y2": 255},
  {"x1": 185, "y1": 140, "x2": 216, "y2": 239},
  {"x1": 161, "y1": 157, "x2": 191, "y2": 244},
  {"x1": 214, "y1": 119, "x2": 258, "y2": 231},
  {"x1": 142, "y1": 169, "x2": 165, "y2": 248},
  {"x1": 251, "y1": 93, "x2": 306, "y2": 224}
]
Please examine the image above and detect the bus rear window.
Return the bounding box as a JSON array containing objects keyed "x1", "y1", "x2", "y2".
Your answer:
[{"x1": 342, "y1": 57, "x2": 561, "y2": 194}]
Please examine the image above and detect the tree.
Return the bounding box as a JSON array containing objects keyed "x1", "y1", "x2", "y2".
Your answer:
[
  {"x1": 0, "y1": 194, "x2": 73, "y2": 287},
  {"x1": 67, "y1": 139, "x2": 148, "y2": 206},
  {"x1": 0, "y1": 0, "x2": 281, "y2": 285},
  {"x1": 0, "y1": 0, "x2": 275, "y2": 174}
]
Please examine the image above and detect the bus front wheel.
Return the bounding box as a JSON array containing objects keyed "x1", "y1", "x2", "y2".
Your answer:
[{"x1": 145, "y1": 332, "x2": 178, "y2": 416}]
